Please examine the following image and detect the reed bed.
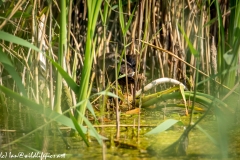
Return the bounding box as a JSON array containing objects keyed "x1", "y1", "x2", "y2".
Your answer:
[{"x1": 0, "y1": 0, "x2": 239, "y2": 158}]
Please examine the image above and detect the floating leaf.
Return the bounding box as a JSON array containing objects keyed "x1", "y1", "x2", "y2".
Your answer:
[
  {"x1": 126, "y1": 108, "x2": 140, "y2": 115},
  {"x1": 145, "y1": 119, "x2": 179, "y2": 135}
]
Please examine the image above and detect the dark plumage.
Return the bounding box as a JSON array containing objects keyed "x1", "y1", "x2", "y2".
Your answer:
[
  {"x1": 118, "y1": 63, "x2": 135, "y2": 86},
  {"x1": 97, "y1": 53, "x2": 137, "y2": 87},
  {"x1": 126, "y1": 54, "x2": 136, "y2": 69}
]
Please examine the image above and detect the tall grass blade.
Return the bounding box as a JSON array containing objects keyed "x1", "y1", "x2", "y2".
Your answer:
[
  {"x1": 178, "y1": 24, "x2": 199, "y2": 57},
  {"x1": 196, "y1": 125, "x2": 218, "y2": 146},
  {"x1": 0, "y1": 49, "x2": 27, "y2": 96},
  {"x1": 93, "y1": 90, "x2": 119, "y2": 98},
  {"x1": 86, "y1": 100, "x2": 97, "y2": 120},
  {"x1": 0, "y1": 85, "x2": 105, "y2": 143},
  {"x1": 77, "y1": 111, "x2": 103, "y2": 145},
  {"x1": 0, "y1": 31, "x2": 41, "y2": 52},
  {"x1": 77, "y1": 0, "x2": 102, "y2": 125},
  {"x1": 224, "y1": 0, "x2": 240, "y2": 88},
  {"x1": 179, "y1": 84, "x2": 188, "y2": 115},
  {"x1": 49, "y1": 57, "x2": 79, "y2": 94},
  {"x1": 215, "y1": 0, "x2": 225, "y2": 82},
  {"x1": 54, "y1": 0, "x2": 67, "y2": 114},
  {"x1": 69, "y1": 113, "x2": 89, "y2": 146}
]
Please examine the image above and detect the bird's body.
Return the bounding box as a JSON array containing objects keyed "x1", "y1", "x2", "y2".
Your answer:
[{"x1": 97, "y1": 53, "x2": 137, "y2": 89}]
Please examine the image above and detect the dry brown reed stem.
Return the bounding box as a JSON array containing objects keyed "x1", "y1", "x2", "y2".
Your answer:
[
  {"x1": 211, "y1": 37, "x2": 218, "y2": 76},
  {"x1": 67, "y1": 0, "x2": 73, "y2": 80},
  {"x1": 184, "y1": 3, "x2": 196, "y2": 82},
  {"x1": 171, "y1": 0, "x2": 183, "y2": 80},
  {"x1": 161, "y1": 1, "x2": 169, "y2": 77},
  {"x1": 58, "y1": 124, "x2": 158, "y2": 129},
  {"x1": 48, "y1": 4, "x2": 54, "y2": 109},
  {"x1": 0, "y1": 0, "x2": 26, "y2": 29},
  {"x1": 13, "y1": 1, "x2": 30, "y2": 36},
  {"x1": 131, "y1": 3, "x2": 138, "y2": 105},
  {"x1": 199, "y1": 7, "x2": 209, "y2": 93},
  {"x1": 115, "y1": 49, "x2": 120, "y2": 140},
  {"x1": 139, "y1": 40, "x2": 239, "y2": 95},
  {"x1": 31, "y1": 0, "x2": 39, "y2": 103},
  {"x1": 204, "y1": 7, "x2": 211, "y2": 94},
  {"x1": 137, "y1": 0, "x2": 151, "y2": 139},
  {"x1": 221, "y1": 82, "x2": 240, "y2": 101},
  {"x1": 70, "y1": 31, "x2": 83, "y2": 66},
  {"x1": 152, "y1": 0, "x2": 165, "y2": 78},
  {"x1": 67, "y1": 0, "x2": 73, "y2": 56}
]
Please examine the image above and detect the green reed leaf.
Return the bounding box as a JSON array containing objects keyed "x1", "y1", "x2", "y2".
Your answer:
[
  {"x1": 0, "y1": 85, "x2": 106, "y2": 144},
  {"x1": 49, "y1": 57, "x2": 79, "y2": 94},
  {"x1": 0, "y1": 31, "x2": 41, "y2": 52},
  {"x1": 178, "y1": 24, "x2": 199, "y2": 57},
  {"x1": 0, "y1": 49, "x2": 27, "y2": 96},
  {"x1": 69, "y1": 113, "x2": 89, "y2": 146},
  {"x1": 145, "y1": 119, "x2": 179, "y2": 135}
]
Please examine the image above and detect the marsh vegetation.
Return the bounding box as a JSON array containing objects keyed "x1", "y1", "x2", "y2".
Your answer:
[{"x1": 0, "y1": 0, "x2": 240, "y2": 159}]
